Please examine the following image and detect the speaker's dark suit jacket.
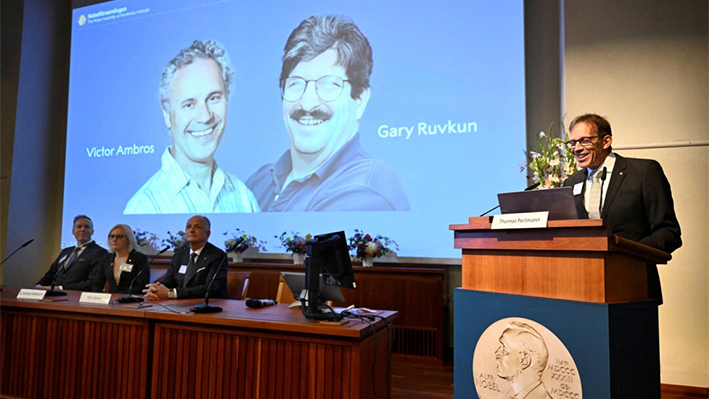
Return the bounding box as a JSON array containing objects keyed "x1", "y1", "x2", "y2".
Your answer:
[
  {"x1": 90, "y1": 249, "x2": 149, "y2": 294},
  {"x1": 36, "y1": 241, "x2": 108, "y2": 291},
  {"x1": 563, "y1": 154, "x2": 682, "y2": 303},
  {"x1": 161, "y1": 242, "x2": 228, "y2": 299}
]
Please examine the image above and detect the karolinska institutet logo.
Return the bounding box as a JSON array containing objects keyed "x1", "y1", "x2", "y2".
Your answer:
[
  {"x1": 78, "y1": 15, "x2": 87, "y2": 26},
  {"x1": 472, "y1": 317, "x2": 582, "y2": 399}
]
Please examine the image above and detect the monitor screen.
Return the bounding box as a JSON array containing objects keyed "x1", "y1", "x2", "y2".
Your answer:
[
  {"x1": 304, "y1": 231, "x2": 355, "y2": 320},
  {"x1": 307, "y1": 231, "x2": 355, "y2": 289}
]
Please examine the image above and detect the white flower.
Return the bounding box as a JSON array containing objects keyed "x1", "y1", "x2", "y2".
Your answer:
[
  {"x1": 549, "y1": 159, "x2": 560, "y2": 167},
  {"x1": 530, "y1": 151, "x2": 542, "y2": 159},
  {"x1": 538, "y1": 131, "x2": 547, "y2": 139}
]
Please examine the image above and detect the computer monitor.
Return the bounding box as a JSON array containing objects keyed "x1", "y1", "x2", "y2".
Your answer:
[
  {"x1": 281, "y1": 272, "x2": 346, "y2": 307},
  {"x1": 303, "y1": 231, "x2": 356, "y2": 321}
]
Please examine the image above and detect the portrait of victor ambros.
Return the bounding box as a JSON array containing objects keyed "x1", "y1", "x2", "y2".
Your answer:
[
  {"x1": 246, "y1": 15, "x2": 410, "y2": 212},
  {"x1": 124, "y1": 40, "x2": 260, "y2": 214}
]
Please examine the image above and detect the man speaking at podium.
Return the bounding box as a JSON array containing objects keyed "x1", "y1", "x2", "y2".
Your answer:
[{"x1": 562, "y1": 114, "x2": 681, "y2": 304}]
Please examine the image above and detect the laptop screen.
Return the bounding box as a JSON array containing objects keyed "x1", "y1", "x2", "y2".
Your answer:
[{"x1": 497, "y1": 187, "x2": 578, "y2": 220}]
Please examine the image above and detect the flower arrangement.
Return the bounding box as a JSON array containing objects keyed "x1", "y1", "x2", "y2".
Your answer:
[
  {"x1": 162, "y1": 230, "x2": 186, "y2": 251},
  {"x1": 525, "y1": 123, "x2": 578, "y2": 188},
  {"x1": 133, "y1": 228, "x2": 161, "y2": 252},
  {"x1": 223, "y1": 229, "x2": 267, "y2": 253},
  {"x1": 348, "y1": 229, "x2": 398, "y2": 260},
  {"x1": 277, "y1": 232, "x2": 312, "y2": 254}
]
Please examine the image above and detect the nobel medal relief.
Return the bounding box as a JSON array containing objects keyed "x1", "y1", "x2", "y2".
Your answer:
[{"x1": 471, "y1": 317, "x2": 582, "y2": 399}]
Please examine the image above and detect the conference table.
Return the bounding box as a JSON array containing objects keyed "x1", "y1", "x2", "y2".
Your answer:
[{"x1": 0, "y1": 286, "x2": 396, "y2": 399}]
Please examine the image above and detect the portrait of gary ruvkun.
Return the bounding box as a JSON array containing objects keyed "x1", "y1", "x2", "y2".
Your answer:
[{"x1": 246, "y1": 15, "x2": 410, "y2": 212}]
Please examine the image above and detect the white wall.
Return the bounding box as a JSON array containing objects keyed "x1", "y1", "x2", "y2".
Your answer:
[{"x1": 563, "y1": 0, "x2": 708, "y2": 387}]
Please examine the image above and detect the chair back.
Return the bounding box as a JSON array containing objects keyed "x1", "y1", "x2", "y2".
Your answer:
[
  {"x1": 227, "y1": 271, "x2": 251, "y2": 299},
  {"x1": 276, "y1": 274, "x2": 296, "y2": 304},
  {"x1": 149, "y1": 269, "x2": 165, "y2": 283}
]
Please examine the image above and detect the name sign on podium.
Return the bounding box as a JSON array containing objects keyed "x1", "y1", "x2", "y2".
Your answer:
[
  {"x1": 80, "y1": 292, "x2": 112, "y2": 304},
  {"x1": 491, "y1": 211, "x2": 548, "y2": 229},
  {"x1": 17, "y1": 289, "x2": 47, "y2": 300}
]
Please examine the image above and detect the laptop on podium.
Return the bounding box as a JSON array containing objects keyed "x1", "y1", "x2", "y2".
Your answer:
[{"x1": 497, "y1": 186, "x2": 578, "y2": 220}]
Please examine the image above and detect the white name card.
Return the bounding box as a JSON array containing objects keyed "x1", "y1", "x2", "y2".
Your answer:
[
  {"x1": 17, "y1": 289, "x2": 47, "y2": 300},
  {"x1": 79, "y1": 292, "x2": 112, "y2": 304},
  {"x1": 491, "y1": 211, "x2": 549, "y2": 230}
]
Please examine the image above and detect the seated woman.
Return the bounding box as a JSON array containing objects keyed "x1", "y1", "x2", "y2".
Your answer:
[{"x1": 92, "y1": 224, "x2": 149, "y2": 294}]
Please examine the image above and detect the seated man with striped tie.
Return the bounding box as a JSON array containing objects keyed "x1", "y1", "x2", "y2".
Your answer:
[
  {"x1": 35, "y1": 215, "x2": 107, "y2": 291},
  {"x1": 143, "y1": 215, "x2": 228, "y2": 300},
  {"x1": 562, "y1": 113, "x2": 681, "y2": 304}
]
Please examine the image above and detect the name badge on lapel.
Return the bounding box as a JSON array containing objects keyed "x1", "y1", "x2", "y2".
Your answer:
[
  {"x1": 179, "y1": 265, "x2": 188, "y2": 274},
  {"x1": 573, "y1": 182, "x2": 583, "y2": 196},
  {"x1": 119, "y1": 263, "x2": 134, "y2": 272}
]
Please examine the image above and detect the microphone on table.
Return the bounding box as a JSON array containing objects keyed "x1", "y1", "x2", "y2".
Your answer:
[
  {"x1": 116, "y1": 246, "x2": 169, "y2": 304},
  {"x1": 46, "y1": 255, "x2": 70, "y2": 297},
  {"x1": 0, "y1": 239, "x2": 33, "y2": 292},
  {"x1": 245, "y1": 299, "x2": 278, "y2": 309},
  {"x1": 479, "y1": 182, "x2": 541, "y2": 216},
  {"x1": 0, "y1": 239, "x2": 33, "y2": 266},
  {"x1": 191, "y1": 245, "x2": 234, "y2": 314}
]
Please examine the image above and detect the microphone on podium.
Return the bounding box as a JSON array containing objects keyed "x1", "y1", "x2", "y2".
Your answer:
[
  {"x1": 190, "y1": 250, "x2": 231, "y2": 314},
  {"x1": 46, "y1": 260, "x2": 69, "y2": 297},
  {"x1": 0, "y1": 239, "x2": 34, "y2": 292},
  {"x1": 0, "y1": 239, "x2": 34, "y2": 266},
  {"x1": 245, "y1": 298, "x2": 277, "y2": 309},
  {"x1": 479, "y1": 182, "x2": 540, "y2": 217},
  {"x1": 116, "y1": 246, "x2": 169, "y2": 304}
]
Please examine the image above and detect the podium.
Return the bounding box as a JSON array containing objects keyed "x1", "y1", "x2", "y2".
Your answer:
[{"x1": 450, "y1": 216, "x2": 671, "y2": 399}]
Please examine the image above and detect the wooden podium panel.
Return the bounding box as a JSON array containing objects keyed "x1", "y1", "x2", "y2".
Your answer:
[
  {"x1": 0, "y1": 287, "x2": 396, "y2": 399},
  {"x1": 149, "y1": 260, "x2": 448, "y2": 363},
  {"x1": 451, "y1": 216, "x2": 670, "y2": 399},
  {"x1": 451, "y1": 217, "x2": 671, "y2": 303},
  {"x1": 1, "y1": 306, "x2": 151, "y2": 399}
]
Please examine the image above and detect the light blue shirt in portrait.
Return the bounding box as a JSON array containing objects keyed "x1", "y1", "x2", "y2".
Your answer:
[{"x1": 124, "y1": 147, "x2": 260, "y2": 214}]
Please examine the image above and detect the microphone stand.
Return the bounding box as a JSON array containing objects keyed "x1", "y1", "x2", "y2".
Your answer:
[
  {"x1": 0, "y1": 239, "x2": 33, "y2": 292},
  {"x1": 45, "y1": 261, "x2": 69, "y2": 297},
  {"x1": 116, "y1": 246, "x2": 169, "y2": 304},
  {"x1": 598, "y1": 167, "x2": 608, "y2": 217},
  {"x1": 0, "y1": 239, "x2": 33, "y2": 266},
  {"x1": 190, "y1": 250, "x2": 230, "y2": 314},
  {"x1": 479, "y1": 182, "x2": 541, "y2": 216}
]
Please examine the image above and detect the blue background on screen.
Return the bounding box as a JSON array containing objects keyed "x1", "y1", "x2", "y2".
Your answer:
[{"x1": 64, "y1": 0, "x2": 526, "y2": 258}]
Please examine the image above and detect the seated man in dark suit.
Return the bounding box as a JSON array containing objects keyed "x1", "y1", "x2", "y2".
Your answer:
[
  {"x1": 143, "y1": 215, "x2": 228, "y2": 300},
  {"x1": 36, "y1": 215, "x2": 107, "y2": 291},
  {"x1": 562, "y1": 113, "x2": 681, "y2": 304}
]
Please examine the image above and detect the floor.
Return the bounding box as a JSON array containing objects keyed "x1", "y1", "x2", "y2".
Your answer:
[{"x1": 389, "y1": 357, "x2": 706, "y2": 399}]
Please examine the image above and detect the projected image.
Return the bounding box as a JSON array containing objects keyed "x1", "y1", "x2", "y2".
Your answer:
[
  {"x1": 124, "y1": 40, "x2": 260, "y2": 214},
  {"x1": 247, "y1": 15, "x2": 409, "y2": 212},
  {"x1": 64, "y1": 0, "x2": 526, "y2": 258}
]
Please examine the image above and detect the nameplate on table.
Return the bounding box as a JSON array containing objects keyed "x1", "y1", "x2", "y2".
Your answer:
[
  {"x1": 80, "y1": 292, "x2": 112, "y2": 304},
  {"x1": 491, "y1": 211, "x2": 548, "y2": 230},
  {"x1": 17, "y1": 289, "x2": 47, "y2": 300}
]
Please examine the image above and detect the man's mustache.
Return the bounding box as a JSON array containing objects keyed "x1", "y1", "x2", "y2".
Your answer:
[{"x1": 290, "y1": 108, "x2": 331, "y2": 121}]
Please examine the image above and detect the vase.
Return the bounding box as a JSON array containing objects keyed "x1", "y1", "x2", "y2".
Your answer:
[
  {"x1": 293, "y1": 252, "x2": 305, "y2": 265},
  {"x1": 231, "y1": 252, "x2": 243, "y2": 263},
  {"x1": 362, "y1": 255, "x2": 374, "y2": 267}
]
